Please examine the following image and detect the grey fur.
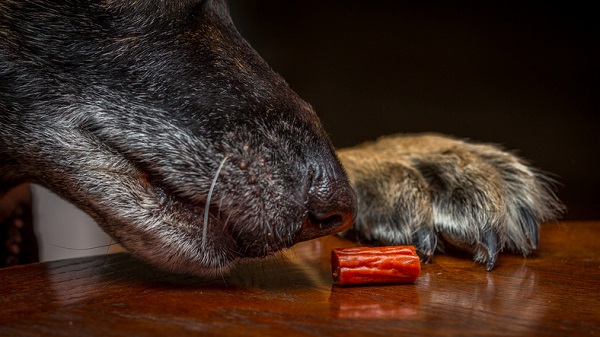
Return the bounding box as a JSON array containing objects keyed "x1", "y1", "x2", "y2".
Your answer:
[{"x1": 0, "y1": 0, "x2": 562, "y2": 275}]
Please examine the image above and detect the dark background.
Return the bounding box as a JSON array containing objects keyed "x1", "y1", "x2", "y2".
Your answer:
[{"x1": 228, "y1": 1, "x2": 599, "y2": 220}]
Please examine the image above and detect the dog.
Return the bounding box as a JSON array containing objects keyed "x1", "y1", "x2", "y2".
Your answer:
[{"x1": 0, "y1": 0, "x2": 562, "y2": 275}]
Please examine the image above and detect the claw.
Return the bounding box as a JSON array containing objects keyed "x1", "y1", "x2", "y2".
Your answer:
[
  {"x1": 412, "y1": 227, "x2": 436, "y2": 263},
  {"x1": 482, "y1": 228, "x2": 499, "y2": 271}
]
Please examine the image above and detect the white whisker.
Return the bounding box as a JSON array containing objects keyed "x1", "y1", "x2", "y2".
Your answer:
[
  {"x1": 222, "y1": 212, "x2": 233, "y2": 234},
  {"x1": 202, "y1": 155, "x2": 228, "y2": 249}
]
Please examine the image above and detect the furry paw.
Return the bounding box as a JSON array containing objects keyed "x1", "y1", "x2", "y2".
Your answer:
[{"x1": 337, "y1": 133, "x2": 563, "y2": 270}]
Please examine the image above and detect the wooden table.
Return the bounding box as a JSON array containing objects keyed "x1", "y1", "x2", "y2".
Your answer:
[{"x1": 1, "y1": 221, "x2": 598, "y2": 336}]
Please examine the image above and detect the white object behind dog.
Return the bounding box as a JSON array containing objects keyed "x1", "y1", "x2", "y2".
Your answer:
[{"x1": 32, "y1": 185, "x2": 122, "y2": 262}]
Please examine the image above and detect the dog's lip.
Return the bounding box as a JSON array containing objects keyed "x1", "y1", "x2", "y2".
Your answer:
[
  {"x1": 233, "y1": 231, "x2": 296, "y2": 258},
  {"x1": 151, "y1": 182, "x2": 300, "y2": 259},
  {"x1": 150, "y1": 182, "x2": 228, "y2": 223},
  {"x1": 146, "y1": 179, "x2": 233, "y2": 231},
  {"x1": 140, "y1": 173, "x2": 299, "y2": 261}
]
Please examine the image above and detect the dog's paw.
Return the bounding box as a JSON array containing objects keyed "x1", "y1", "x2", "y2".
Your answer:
[{"x1": 337, "y1": 133, "x2": 563, "y2": 270}]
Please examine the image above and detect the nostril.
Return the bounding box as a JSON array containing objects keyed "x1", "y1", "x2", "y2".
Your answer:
[
  {"x1": 308, "y1": 212, "x2": 344, "y2": 231},
  {"x1": 295, "y1": 175, "x2": 356, "y2": 243},
  {"x1": 296, "y1": 209, "x2": 353, "y2": 243}
]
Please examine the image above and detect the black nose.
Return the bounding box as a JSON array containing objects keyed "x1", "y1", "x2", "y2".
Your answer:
[{"x1": 295, "y1": 161, "x2": 357, "y2": 243}]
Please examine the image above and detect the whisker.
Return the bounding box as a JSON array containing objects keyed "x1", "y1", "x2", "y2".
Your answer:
[
  {"x1": 105, "y1": 238, "x2": 116, "y2": 256},
  {"x1": 48, "y1": 241, "x2": 117, "y2": 251},
  {"x1": 221, "y1": 212, "x2": 233, "y2": 234},
  {"x1": 202, "y1": 155, "x2": 228, "y2": 249}
]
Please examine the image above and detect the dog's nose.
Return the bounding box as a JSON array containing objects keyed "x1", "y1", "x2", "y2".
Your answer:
[{"x1": 295, "y1": 162, "x2": 357, "y2": 243}]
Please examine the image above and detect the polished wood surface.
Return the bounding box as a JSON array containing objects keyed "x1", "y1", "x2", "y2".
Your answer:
[{"x1": 1, "y1": 221, "x2": 598, "y2": 336}]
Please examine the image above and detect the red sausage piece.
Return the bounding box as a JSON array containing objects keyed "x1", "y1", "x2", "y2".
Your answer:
[{"x1": 331, "y1": 246, "x2": 421, "y2": 285}]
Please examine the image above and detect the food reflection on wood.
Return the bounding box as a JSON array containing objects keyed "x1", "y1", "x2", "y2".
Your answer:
[
  {"x1": 329, "y1": 285, "x2": 420, "y2": 319},
  {"x1": 331, "y1": 246, "x2": 420, "y2": 285}
]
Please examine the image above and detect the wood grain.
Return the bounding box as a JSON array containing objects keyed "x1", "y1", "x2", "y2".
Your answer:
[{"x1": 0, "y1": 221, "x2": 598, "y2": 336}]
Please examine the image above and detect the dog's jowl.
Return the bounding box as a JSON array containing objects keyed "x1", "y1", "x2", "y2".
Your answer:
[{"x1": 0, "y1": 0, "x2": 562, "y2": 274}]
